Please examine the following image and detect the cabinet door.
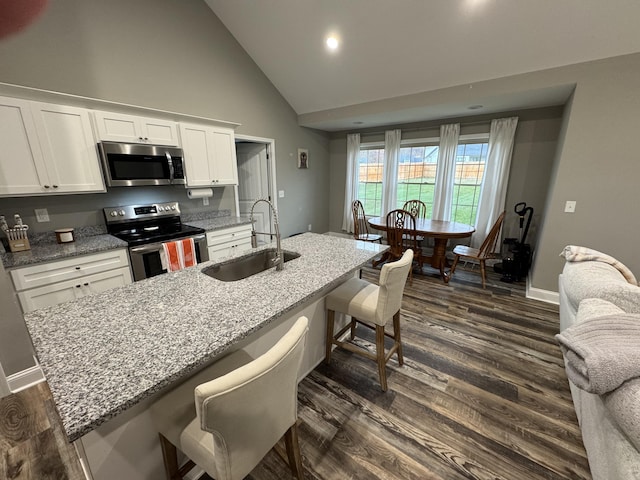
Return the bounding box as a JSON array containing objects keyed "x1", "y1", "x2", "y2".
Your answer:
[
  {"x1": 31, "y1": 102, "x2": 105, "y2": 194},
  {"x1": 180, "y1": 123, "x2": 214, "y2": 187},
  {"x1": 93, "y1": 111, "x2": 141, "y2": 143},
  {"x1": 140, "y1": 117, "x2": 179, "y2": 146},
  {"x1": 210, "y1": 127, "x2": 238, "y2": 185},
  {"x1": 94, "y1": 111, "x2": 179, "y2": 146},
  {"x1": 0, "y1": 97, "x2": 50, "y2": 196},
  {"x1": 17, "y1": 266, "x2": 132, "y2": 313}
]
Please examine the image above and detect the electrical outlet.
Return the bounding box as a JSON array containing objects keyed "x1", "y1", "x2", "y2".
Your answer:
[
  {"x1": 308, "y1": 224, "x2": 312, "y2": 231},
  {"x1": 278, "y1": 190, "x2": 285, "y2": 198},
  {"x1": 35, "y1": 208, "x2": 50, "y2": 222},
  {"x1": 202, "y1": 197, "x2": 209, "y2": 206},
  {"x1": 564, "y1": 200, "x2": 576, "y2": 213}
]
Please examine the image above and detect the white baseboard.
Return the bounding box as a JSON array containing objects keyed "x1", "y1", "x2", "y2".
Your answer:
[
  {"x1": 526, "y1": 277, "x2": 559, "y2": 305},
  {"x1": 8, "y1": 364, "x2": 46, "y2": 393}
]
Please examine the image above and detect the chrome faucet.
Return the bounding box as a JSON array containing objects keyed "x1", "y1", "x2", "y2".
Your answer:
[{"x1": 249, "y1": 198, "x2": 283, "y2": 271}]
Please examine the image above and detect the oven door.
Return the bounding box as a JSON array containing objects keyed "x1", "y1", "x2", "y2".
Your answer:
[{"x1": 128, "y1": 234, "x2": 208, "y2": 281}]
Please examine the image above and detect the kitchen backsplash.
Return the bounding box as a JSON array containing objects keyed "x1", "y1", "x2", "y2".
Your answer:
[{"x1": 0, "y1": 185, "x2": 236, "y2": 234}]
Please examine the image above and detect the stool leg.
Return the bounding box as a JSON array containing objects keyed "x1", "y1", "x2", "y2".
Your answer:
[
  {"x1": 393, "y1": 311, "x2": 403, "y2": 366},
  {"x1": 158, "y1": 433, "x2": 182, "y2": 480},
  {"x1": 375, "y1": 325, "x2": 388, "y2": 391},
  {"x1": 284, "y1": 423, "x2": 305, "y2": 479},
  {"x1": 350, "y1": 318, "x2": 357, "y2": 340},
  {"x1": 325, "y1": 309, "x2": 335, "y2": 364}
]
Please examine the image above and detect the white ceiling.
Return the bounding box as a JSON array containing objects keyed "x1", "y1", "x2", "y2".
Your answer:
[{"x1": 206, "y1": 0, "x2": 640, "y2": 131}]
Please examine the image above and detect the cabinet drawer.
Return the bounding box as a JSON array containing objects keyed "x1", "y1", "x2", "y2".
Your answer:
[
  {"x1": 17, "y1": 266, "x2": 133, "y2": 313},
  {"x1": 206, "y1": 225, "x2": 252, "y2": 247},
  {"x1": 10, "y1": 249, "x2": 130, "y2": 291},
  {"x1": 207, "y1": 239, "x2": 252, "y2": 261}
]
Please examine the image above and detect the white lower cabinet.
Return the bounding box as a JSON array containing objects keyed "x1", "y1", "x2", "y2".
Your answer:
[
  {"x1": 206, "y1": 224, "x2": 252, "y2": 260},
  {"x1": 10, "y1": 249, "x2": 132, "y2": 313}
]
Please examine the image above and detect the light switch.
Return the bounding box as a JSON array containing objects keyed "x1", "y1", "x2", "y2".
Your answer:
[
  {"x1": 35, "y1": 208, "x2": 50, "y2": 222},
  {"x1": 564, "y1": 201, "x2": 576, "y2": 213},
  {"x1": 278, "y1": 190, "x2": 285, "y2": 198}
]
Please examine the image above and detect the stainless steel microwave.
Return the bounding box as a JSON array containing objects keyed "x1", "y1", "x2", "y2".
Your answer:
[{"x1": 98, "y1": 142, "x2": 186, "y2": 187}]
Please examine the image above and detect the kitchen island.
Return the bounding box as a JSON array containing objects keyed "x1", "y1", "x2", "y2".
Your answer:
[{"x1": 23, "y1": 233, "x2": 386, "y2": 447}]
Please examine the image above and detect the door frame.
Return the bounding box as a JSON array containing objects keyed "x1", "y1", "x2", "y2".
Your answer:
[{"x1": 233, "y1": 134, "x2": 278, "y2": 229}]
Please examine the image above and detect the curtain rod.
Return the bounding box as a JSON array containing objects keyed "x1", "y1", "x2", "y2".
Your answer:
[{"x1": 354, "y1": 117, "x2": 495, "y2": 137}]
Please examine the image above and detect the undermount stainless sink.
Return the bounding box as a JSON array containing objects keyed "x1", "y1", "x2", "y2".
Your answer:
[{"x1": 202, "y1": 248, "x2": 300, "y2": 282}]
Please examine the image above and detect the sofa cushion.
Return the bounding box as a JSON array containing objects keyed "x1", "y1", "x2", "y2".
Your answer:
[
  {"x1": 604, "y1": 378, "x2": 640, "y2": 452},
  {"x1": 562, "y1": 261, "x2": 640, "y2": 314},
  {"x1": 576, "y1": 298, "x2": 625, "y2": 324}
]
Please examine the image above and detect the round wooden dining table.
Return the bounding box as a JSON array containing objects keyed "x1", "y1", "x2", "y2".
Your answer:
[{"x1": 368, "y1": 217, "x2": 475, "y2": 283}]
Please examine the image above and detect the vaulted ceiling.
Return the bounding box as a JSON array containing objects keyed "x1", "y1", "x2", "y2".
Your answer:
[{"x1": 206, "y1": 0, "x2": 640, "y2": 131}]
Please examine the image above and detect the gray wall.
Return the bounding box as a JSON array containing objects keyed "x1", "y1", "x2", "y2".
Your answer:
[
  {"x1": 0, "y1": 0, "x2": 329, "y2": 376},
  {"x1": 530, "y1": 53, "x2": 640, "y2": 291},
  {"x1": 328, "y1": 106, "x2": 564, "y2": 252}
]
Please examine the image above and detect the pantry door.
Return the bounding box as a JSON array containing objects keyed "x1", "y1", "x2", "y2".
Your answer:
[{"x1": 235, "y1": 136, "x2": 276, "y2": 246}]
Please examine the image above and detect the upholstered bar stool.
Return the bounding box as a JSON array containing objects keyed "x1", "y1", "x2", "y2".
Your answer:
[
  {"x1": 150, "y1": 316, "x2": 309, "y2": 480},
  {"x1": 325, "y1": 249, "x2": 413, "y2": 391}
]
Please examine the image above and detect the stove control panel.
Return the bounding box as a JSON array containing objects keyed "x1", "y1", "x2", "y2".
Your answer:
[{"x1": 104, "y1": 202, "x2": 181, "y2": 224}]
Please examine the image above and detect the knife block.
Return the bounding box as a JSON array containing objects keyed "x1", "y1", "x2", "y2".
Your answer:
[
  {"x1": 8, "y1": 237, "x2": 30, "y2": 252},
  {"x1": 6, "y1": 227, "x2": 31, "y2": 252}
]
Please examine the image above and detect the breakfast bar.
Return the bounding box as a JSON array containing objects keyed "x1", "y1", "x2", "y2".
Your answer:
[{"x1": 23, "y1": 233, "x2": 386, "y2": 444}]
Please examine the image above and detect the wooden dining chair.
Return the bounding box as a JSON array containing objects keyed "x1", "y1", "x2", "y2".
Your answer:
[
  {"x1": 386, "y1": 209, "x2": 422, "y2": 283},
  {"x1": 352, "y1": 200, "x2": 383, "y2": 243},
  {"x1": 402, "y1": 199, "x2": 427, "y2": 219},
  {"x1": 402, "y1": 199, "x2": 427, "y2": 243},
  {"x1": 449, "y1": 211, "x2": 506, "y2": 288}
]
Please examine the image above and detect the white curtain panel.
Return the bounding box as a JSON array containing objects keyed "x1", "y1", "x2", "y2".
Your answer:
[
  {"x1": 472, "y1": 117, "x2": 519, "y2": 248},
  {"x1": 342, "y1": 133, "x2": 361, "y2": 232},
  {"x1": 381, "y1": 129, "x2": 401, "y2": 216},
  {"x1": 432, "y1": 123, "x2": 460, "y2": 220}
]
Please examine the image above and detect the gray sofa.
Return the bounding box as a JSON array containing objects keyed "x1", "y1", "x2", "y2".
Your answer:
[{"x1": 559, "y1": 259, "x2": 640, "y2": 479}]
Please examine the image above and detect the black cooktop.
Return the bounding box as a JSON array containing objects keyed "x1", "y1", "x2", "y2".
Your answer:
[
  {"x1": 104, "y1": 202, "x2": 205, "y2": 247},
  {"x1": 112, "y1": 222, "x2": 205, "y2": 247}
]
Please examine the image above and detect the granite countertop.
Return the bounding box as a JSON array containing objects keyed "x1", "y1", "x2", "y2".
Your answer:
[
  {"x1": 183, "y1": 215, "x2": 252, "y2": 232},
  {"x1": 23, "y1": 233, "x2": 387, "y2": 442},
  {"x1": 1, "y1": 229, "x2": 128, "y2": 269},
  {"x1": 1, "y1": 216, "x2": 251, "y2": 269}
]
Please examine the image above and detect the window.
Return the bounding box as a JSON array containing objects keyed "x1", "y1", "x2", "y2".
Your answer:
[
  {"x1": 396, "y1": 144, "x2": 439, "y2": 216},
  {"x1": 357, "y1": 146, "x2": 384, "y2": 216},
  {"x1": 451, "y1": 141, "x2": 488, "y2": 225},
  {"x1": 356, "y1": 136, "x2": 489, "y2": 226}
]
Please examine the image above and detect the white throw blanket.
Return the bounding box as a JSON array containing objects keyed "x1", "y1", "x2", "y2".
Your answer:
[
  {"x1": 560, "y1": 245, "x2": 637, "y2": 285},
  {"x1": 556, "y1": 313, "x2": 640, "y2": 394}
]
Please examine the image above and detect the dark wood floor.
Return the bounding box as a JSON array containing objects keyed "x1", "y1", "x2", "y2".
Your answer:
[{"x1": 1, "y1": 265, "x2": 591, "y2": 480}]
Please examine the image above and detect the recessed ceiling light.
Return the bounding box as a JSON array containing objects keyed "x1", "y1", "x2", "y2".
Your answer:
[
  {"x1": 468, "y1": 104, "x2": 484, "y2": 110},
  {"x1": 326, "y1": 36, "x2": 339, "y2": 51}
]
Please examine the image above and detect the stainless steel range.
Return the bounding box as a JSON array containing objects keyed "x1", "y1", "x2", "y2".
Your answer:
[{"x1": 104, "y1": 202, "x2": 208, "y2": 281}]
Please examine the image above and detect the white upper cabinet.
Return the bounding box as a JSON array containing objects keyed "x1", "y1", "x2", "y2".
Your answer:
[
  {"x1": 30, "y1": 102, "x2": 106, "y2": 194},
  {"x1": 0, "y1": 97, "x2": 105, "y2": 196},
  {"x1": 93, "y1": 111, "x2": 179, "y2": 146},
  {"x1": 180, "y1": 123, "x2": 238, "y2": 187},
  {"x1": 0, "y1": 97, "x2": 49, "y2": 196}
]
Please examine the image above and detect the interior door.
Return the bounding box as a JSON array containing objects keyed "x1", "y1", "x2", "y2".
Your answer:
[{"x1": 236, "y1": 142, "x2": 272, "y2": 245}]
